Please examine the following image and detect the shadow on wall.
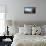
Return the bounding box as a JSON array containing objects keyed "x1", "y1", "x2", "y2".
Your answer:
[{"x1": 5, "y1": 20, "x2": 46, "y2": 27}]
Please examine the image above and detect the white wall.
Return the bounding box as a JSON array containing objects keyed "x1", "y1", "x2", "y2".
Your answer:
[{"x1": 0, "y1": 0, "x2": 46, "y2": 22}]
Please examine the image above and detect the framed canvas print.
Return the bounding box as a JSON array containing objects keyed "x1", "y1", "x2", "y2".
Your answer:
[{"x1": 24, "y1": 7, "x2": 36, "y2": 14}]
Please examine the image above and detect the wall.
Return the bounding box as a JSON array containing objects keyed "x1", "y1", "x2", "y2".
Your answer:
[
  {"x1": 0, "y1": 0, "x2": 46, "y2": 35},
  {"x1": 0, "y1": 0, "x2": 46, "y2": 22}
]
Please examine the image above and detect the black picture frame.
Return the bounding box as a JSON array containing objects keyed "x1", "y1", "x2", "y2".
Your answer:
[{"x1": 24, "y1": 7, "x2": 36, "y2": 14}]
